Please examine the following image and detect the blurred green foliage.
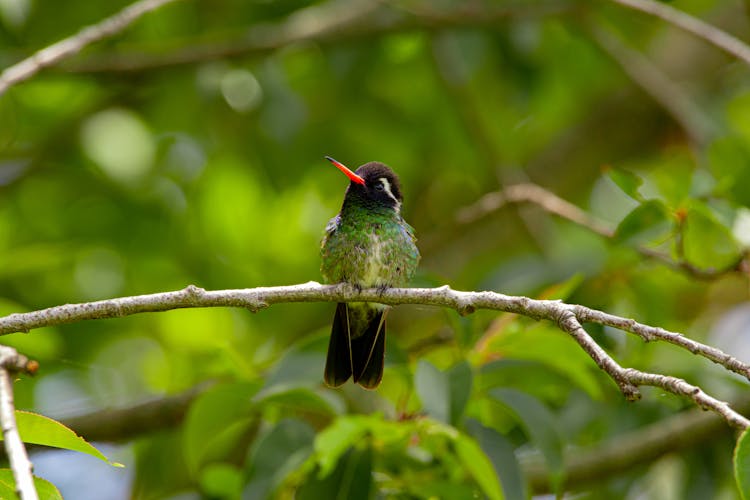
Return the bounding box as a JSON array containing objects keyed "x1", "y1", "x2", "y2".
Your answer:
[{"x1": 1, "y1": 0, "x2": 750, "y2": 498}]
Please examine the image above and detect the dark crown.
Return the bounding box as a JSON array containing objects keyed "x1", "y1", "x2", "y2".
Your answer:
[{"x1": 344, "y1": 162, "x2": 403, "y2": 210}]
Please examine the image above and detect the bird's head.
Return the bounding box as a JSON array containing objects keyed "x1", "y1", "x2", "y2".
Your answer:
[{"x1": 326, "y1": 156, "x2": 403, "y2": 212}]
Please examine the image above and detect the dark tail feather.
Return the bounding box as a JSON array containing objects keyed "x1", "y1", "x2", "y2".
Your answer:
[
  {"x1": 352, "y1": 310, "x2": 387, "y2": 389},
  {"x1": 324, "y1": 303, "x2": 353, "y2": 387}
]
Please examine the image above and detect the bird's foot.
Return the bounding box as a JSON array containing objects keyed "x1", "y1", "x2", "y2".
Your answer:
[
  {"x1": 376, "y1": 284, "x2": 390, "y2": 297},
  {"x1": 339, "y1": 282, "x2": 362, "y2": 295}
]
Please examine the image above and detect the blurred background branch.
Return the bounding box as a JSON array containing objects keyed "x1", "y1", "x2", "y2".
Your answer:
[
  {"x1": 0, "y1": 0, "x2": 182, "y2": 95},
  {"x1": 41, "y1": 382, "x2": 749, "y2": 495},
  {"x1": 610, "y1": 0, "x2": 750, "y2": 66},
  {"x1": 59, "y1": 383, "x2": 209, "y2": 443},
  {"x1": 457, "y1": 182, "x2": 748, "y2": 280},
  {"x1": 67, "y1": 1, "x2": 571, "y2": 73},
  {"x1": 588, "y1": 25, "x2": 715, "y2": 146},
  {"x1": 525, "y1": 395, "x2": 750, "y2": 493}
]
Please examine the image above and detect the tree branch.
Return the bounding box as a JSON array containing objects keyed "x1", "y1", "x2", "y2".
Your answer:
[
  {"x1": 49, "y1": 0, "x2": 750, "y2": 75},
  {"x1": 526, "y1": 396, "x2": 750, "y2": 493},
  {"x1": 456, "y1": 183, "x2": 613, "y2": 235},
  {"x1": 610, "y1": 0, "x2": 750, "y2": 67},
  {"x1": 0, "y1": 283, "x2": 748, "y2": 428},
  {"x1": 589, "y1": 25, "x2": 714, "y2": 146},
  {"x1": 58, "y1": 383, "x2": 209, "y2": 443},
  {"x1": 67, "y1": 1, "x2": 569, "y2": 73},
  {"x1": 456, "y1": 182, "x2": 747, "y2": 280},
  {"x1": 46, "y1": 379, "x2": 747, "y2": 493},
  {"x1": 0, "y1": 347, "x2": 39, "y2": 500},
  {"x1": 0, "y1": 0, "x2": 182, "y2": 96}
]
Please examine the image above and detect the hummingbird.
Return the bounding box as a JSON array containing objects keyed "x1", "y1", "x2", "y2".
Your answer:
[{"x1": 320, "y1": 156, "x2": 420, "y2": 389}]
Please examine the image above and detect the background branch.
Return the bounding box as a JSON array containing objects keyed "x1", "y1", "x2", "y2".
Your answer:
[
  {"x1": 59, "y1": 383, "x2": 209, "y2": 443},
  {"x1": 610, "y1": 0, "x2": 750, "y2": 67},
  {"x1": 0, "y1": 0, "x2": 182, "y2": 96},
  {"x1": 67, "y1": 1, "x2": 570, "y2": 73},
  {"x1": 456, "y1": 183, "x2": 613, "y2": 235},
  {"x1": 46, "y1": 381, "x2": 747, "y2": 494},
  {"x1": 0, "y1": 347, "x2": 38, "y2": 500},
  {"x1": 526, "y1": 396, "x2": 750, "y2": 493},
  {"x1": 456, "y1": 182, "x2": 747, "y2": 279},
  {"x1": 589, "y1": 25, "x2": 715, "y2": 146},
  {"x1": 53, "y1": 0, "x2": 750, "y2": 75},
  {"x1": 0, "y1": 283, "x2": 748, "y2": 428}
]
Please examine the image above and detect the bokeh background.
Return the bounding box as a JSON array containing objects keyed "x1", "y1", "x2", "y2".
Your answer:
[{"x1": 1, "y1": 0, "x2": 750, "y2": 498}]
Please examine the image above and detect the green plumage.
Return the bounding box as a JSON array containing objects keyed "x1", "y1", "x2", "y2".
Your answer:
[
  {"x1": 321, "y1": 208, "x2": 419, "y2": 290},
  {"x1": 320, "y1": 161, "x2": 419, "y2": 388}
]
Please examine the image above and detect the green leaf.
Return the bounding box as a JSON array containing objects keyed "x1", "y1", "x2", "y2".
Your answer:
[
  {"x1": 455, "y1": 432, "x2": 504, "y2": 500},
  {"x1": 682, "y1": 202, "x2": 742, "y2": 270},
  {"x1": 33, "y1": 476, "x2": 63, "y2": 500},
  {"x1": 0, "y1": 477, "x2": 14, "y2": 500},
  {"x1": 646, "y1": 155, "x2": 694, "y2": 207},
  {"x1": 484, "y1": 325, "x2": 604, "y2": 400},
  {"x1": 465, "y1": 419, "x2": 527, "y2": 500},
  {"x1": 614, "y1": 199, "x2": 672, "y2": 246},
  {"x1": 7, "y1": 411, "x2": 117, "y2": 466},
  {"x1": 415, "y1": 360, "x2": 450, "y2": 423},
  {"x1": 444, "y1": 311, "x2": 475, "y2": 349},
  {"x1": 254, "y1": 386, "x2": 344, "y2": 416},
  {"x1": 261, "y1": 341, "x2": 327, "y2": 391},
  {"x1": 182, "y1": 382, "x2": 260, "y2": 473},
  {"x1": 298, "y1": 445, "x2": 374, "y2": 500},
  {"x1": 416, "y1": 481, "x2": 482, "y2": 500},
  {"x1": 448, "y1": 361, "x2": 473, "y2": 424},
  {"x1": 708, "y1": 137, "x2": 750, "y2": 206},
  {"x1": 735, "y1": 427, "x2": 750, "y2": 499},
  {"x1": 132, "y1": 431, "x2": 191, "y2": 497},
  {"x1": 0, "y1": 469, "x2": 64, "y2": 500},
  {"x1": 365, "y1": 416, "x2": 412, "y2": 447},
  {"x1": 244, "y1": 418, "x2": 316, "y2": 499},
  {"x1": 727, "y1": 91, "x2": 750, "y2": 144},
  {"x1": 415, "y1": 360, "x2": 473, "y2": 425},
  {"x1": 314, "y1": 415, "x2": 371, "y2": 477},
  {"x1": 199, "y1": 463, "x2": 242, "y2": 499},
  {"x1": 490, "y1": 389, "x2": 565, "y2": 486},
  {"x1": 606, "y1": 167, "x2": 643, "y2": 200},
  {"x1": 539, "y1": 273, "x2": 584, "y2": 301}
]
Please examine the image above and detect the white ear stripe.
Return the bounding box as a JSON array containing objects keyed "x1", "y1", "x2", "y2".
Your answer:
[{"x1": 378, "y1": 177, "x2": 401, "y2": 212}]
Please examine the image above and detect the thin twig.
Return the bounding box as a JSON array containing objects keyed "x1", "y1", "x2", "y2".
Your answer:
[
  {"x1": 0, "y1": 283, "x2": 747, "y2": 428},
  {"x1": 456, "y1": 183, "x2": 613, "y2": 235},
  {"x1": 0, "y1": 0, "x2": 182, "y2": 96},
  {"x1": 610, "y1": 0, "x2": 750, "y2": 67},
  {"x1": 574, "y1": 306, "x2": 750, "y2": 378},
  {"x1": 555, "y1": 308, "x2": 748, "y2": 429},
  {"x1": 0, "y1": 347, "x2": 38, "y2": 500},
  {"x1": 456, "y1": 183, "x2": 746, "y2": 279},
  {"x1": 590, "y1": 25, "x2": 714, "y2": 145}
]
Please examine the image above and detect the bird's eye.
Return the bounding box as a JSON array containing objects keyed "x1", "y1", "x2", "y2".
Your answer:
[{"x1": 375, "y1": 182, "x2": 385, "y2": 191}]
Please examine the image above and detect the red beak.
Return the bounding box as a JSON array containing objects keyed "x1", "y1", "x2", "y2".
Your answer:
[{"x1": 325, "y1": 156, "x2": 365, "y2": 185}]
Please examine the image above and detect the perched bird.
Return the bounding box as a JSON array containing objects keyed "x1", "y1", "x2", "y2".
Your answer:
[{"x1": 320, "y1": 157, "x2": 420, "y2": 389}]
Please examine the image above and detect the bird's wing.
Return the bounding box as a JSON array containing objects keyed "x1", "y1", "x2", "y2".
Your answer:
[
  {"x1": 324, "y1": 214, "x2": 340, "y2": 238},
  {"x1": 401, "y1": 219, "x2": 418, "y2": 243}
]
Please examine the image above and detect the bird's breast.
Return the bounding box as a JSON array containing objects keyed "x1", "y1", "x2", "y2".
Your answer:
[
  {"x1": 360, "y1": 233, "x2": 388, "y2": 287},
  {"x1": 321, "y1": 215, "x2": 418, "y2": 288}
]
